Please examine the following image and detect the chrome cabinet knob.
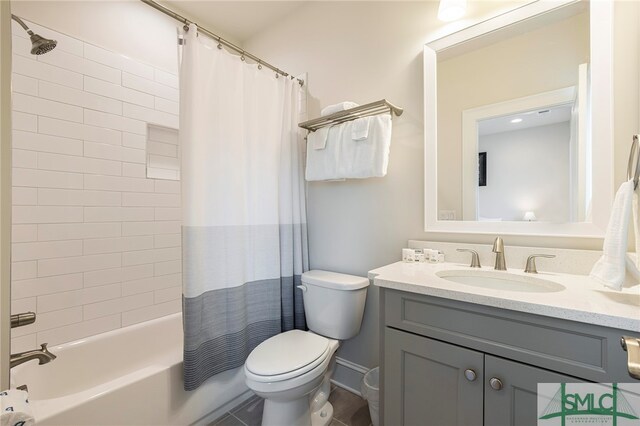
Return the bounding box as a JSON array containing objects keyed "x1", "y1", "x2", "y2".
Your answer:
[
  {"x1": 464, "y1": 369, "x2": 477, "y2": 381},
  {"x1": 489, "y1": 377, "x2": 503, "y2": 390}
]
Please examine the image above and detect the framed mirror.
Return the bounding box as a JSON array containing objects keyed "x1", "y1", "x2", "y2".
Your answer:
[{"x1": 424, "y1": 0, "x2": 613, "y2": 237}]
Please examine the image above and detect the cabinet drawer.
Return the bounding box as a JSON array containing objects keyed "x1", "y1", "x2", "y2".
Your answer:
[{"x1": 384, "y1": 289, "x2": 636, "y2": 382}]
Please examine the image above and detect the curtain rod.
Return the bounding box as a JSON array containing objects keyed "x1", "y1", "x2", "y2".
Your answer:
[{"x1": 140, "y1": 0, "x2": 304, "y2": 86}]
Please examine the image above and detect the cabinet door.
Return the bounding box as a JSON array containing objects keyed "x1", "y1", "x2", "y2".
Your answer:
[
  {"x1": 384, "y1": 327, "x2": 484, "y2": 426},
  {"x1": 485, "y1": 355, "x2": 583, "y2": 426}
]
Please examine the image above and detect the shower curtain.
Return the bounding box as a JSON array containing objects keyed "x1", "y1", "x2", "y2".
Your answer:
[{"x1": 179, "y1": 24, "x2": 308, "y2": 391}]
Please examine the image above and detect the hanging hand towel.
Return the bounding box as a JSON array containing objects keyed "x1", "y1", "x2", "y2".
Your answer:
[
  {"x1": 351, "y1": 117, "x2": 371, "y2": 141},
  {"x1": 321, "y1": 102, "x2": 359, "y2": 116},
  {"x1": 309, "y1": 126, "x2": 331, "y2": 150},
  {"x1": 305, "y1": 113, "x2": 392, "y2": 181},
  {"x1": 590, "y1": 180, "x2": 634, "y2": 290},
  {"x1": 0, "y1": 390, "x2": 34, "y2": 426},
  {"x1": 626, "y1": 189, "x2": 640, "y2": 279}
]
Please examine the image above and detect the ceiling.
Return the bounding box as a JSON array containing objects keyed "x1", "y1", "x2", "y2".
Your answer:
[
  {"x1": 162, "y1": 1, "x2": 307, "y2": 44},
  {"x1": 479, "y1": 104, "x2": 573, "y2": 136}
]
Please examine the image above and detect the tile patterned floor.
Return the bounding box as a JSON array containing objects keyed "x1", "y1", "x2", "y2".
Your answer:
[{"x1": 211, "y1": 386, "x2": 372, "y2": 426}]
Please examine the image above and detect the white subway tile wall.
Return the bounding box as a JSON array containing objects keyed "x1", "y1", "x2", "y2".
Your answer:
[{"x1": 10, "y1": 19, "x2": 181, "y2": 351}]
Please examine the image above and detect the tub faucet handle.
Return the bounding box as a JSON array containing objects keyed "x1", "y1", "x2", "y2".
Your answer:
[{"x1": 39, "y1": 343, "x2": 57, "y2": 363}]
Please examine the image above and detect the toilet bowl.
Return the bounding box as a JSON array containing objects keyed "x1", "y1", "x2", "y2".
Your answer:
[{"x1": 244, "y1": 270, "x2": 369, "y2": 426}]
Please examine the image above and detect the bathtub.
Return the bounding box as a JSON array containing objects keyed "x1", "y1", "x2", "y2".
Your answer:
[{"x1": 11, "y1": 313, "x2": 250, "y2": 425}]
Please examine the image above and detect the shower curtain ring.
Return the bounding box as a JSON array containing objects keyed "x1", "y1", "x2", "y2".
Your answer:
[
  {"x1": 217, "y1": 37, "x2": 222, "y2": 49},
  {"x1": 275, "y1": 69, "x2": 280, "y2": 79},
  {"x1": 240, "y1": 51, "x2": 246, "y2": 61},
  {"x1": 257, "y1": 60, "x2": 262, "y2": 70}
]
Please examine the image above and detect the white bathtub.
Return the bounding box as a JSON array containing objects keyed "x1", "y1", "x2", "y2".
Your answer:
[{"x1": 11, "y1": 313, "x2": 250, "y2": 425}]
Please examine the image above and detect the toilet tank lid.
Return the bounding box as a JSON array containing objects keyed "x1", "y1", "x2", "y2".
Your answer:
[{"x1": 301, "y1": 270, "x2": 369, "y2": 290}]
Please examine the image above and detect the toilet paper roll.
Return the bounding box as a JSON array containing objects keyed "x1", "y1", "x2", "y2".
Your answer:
[{"x1": 0, "y1": 390, "x2": 35, "y2": 426}]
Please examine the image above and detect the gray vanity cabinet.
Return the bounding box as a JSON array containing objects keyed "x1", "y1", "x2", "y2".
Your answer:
[
  {"x1": 385, "y1": 327, "x2": 483, "y2": 426},
  {"x1": 380, "y1": 288, "x2": 639, "y2": 426},
  {"x1": 483, "y1": 356, "x2": 579, "y2": 426}
]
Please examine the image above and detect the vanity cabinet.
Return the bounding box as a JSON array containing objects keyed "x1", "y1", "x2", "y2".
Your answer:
[
  {"x1": 380, "y1": 289, "x2": 638, "y2": 426},
  {"x1": 385, "y1": 327, "x2": 484, "y2": 425},
  {"x1": 384, "y1": 328, "x2": 579, "y2": 426}
]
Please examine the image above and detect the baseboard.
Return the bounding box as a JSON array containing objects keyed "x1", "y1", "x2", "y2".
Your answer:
[
  {"x1": 193, "y1": 389, "x2": 255, "y2": 426},
  {"x1": 331, "y1": 356, "x2": 372, "y2": 398}
]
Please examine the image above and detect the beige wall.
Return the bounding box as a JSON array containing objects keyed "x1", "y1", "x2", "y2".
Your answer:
[
  {"x1": 244, "y1": 1, "x2": 640, "y2": 370},
  {"x1": 437, "y1": 11, "x2": 589, "y2": 215}
]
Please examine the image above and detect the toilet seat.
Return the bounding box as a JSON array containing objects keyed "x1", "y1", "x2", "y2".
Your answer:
[{"x1": 245, "y1": 330, "x2": 331, "y2": 383}]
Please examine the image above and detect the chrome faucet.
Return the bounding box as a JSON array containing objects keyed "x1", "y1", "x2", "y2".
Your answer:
[
  {"x1": 10, "y1": 343, "x2": 56, "y2": 369},
  {"x1": 492, "y1": 237, "x2": 507, "y2": 271}
]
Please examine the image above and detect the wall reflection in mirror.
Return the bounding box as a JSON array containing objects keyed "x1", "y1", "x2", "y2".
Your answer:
[{"x1": 437, "y1": 2, "x2": 590, "y2": 223}]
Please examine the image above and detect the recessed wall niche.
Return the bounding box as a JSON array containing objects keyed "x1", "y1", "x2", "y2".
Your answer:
[{"x1": 146, "y1": 124, "x2": 179, "y2": 180}]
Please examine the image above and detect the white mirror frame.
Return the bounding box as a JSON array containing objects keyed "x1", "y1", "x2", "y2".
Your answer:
[{"x1": 424, "y1": 0, "x2": 613, "y2": 238}]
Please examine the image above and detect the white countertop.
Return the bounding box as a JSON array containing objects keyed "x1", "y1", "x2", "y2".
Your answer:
[{"x1": 369, "y1": 261, "x2": 640, "y2": 333}]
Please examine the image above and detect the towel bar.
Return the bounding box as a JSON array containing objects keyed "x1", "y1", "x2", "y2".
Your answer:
[
  {"x1": 299, "y1": 99, "x2": 403, "y2": 132},
  {"x1": 627, "y1": 135, "x2": 640, "y2": 190},
  {"x1": 621, "y1": 336, "x2": 640, "y2": 380}
]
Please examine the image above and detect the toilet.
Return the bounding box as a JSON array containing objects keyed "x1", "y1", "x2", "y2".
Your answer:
[{"x1": 244, "y1": 270, "x2": 369, "y2": 426}]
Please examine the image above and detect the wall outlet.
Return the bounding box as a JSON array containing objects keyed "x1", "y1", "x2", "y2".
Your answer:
[{"x1": 439, "y1": 210, "x2": 456, "y2": 220}]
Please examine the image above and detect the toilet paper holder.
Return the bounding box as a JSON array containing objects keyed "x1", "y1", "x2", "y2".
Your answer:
[{"x1": 620, "y1": 336, "x2": 640, "y2": 380}]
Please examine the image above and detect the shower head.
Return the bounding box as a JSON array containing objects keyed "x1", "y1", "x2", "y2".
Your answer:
[
  {"x1": 11, "y1": 14, "x2": 57, "y2": 55},
  {"x1": 29, "y1": 33, "x2": 57, "y2": 55}
]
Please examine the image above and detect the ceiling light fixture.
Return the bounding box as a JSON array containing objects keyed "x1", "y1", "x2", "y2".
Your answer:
[
  {"x1": 510, "y1": 118, "x2": 523, "y2": 124},
  {"x1": 438, "y1": 0, "x2": 467, "y2": 22}
]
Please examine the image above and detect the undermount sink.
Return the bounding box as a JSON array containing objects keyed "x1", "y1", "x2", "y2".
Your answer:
[{"x1": 436, "y1": 270, "x2": 566, "y2": 293}]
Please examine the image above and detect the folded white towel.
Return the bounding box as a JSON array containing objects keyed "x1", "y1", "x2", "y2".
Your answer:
[
  {"x1": 0, "y1": 390, "x2": 34, "y2": 426},
  {"x1": 590, "y1": 180, "x2": 634, "y2": 290},
  {"x1": 305, "y1": 114, "x2": 392, "y2": 181},
  {"x1": 351, "y1": 117, "x2": 370, "y2": 141},
  {"x1": 321, "y1": 102, "x2": 359, "y2": 117}
]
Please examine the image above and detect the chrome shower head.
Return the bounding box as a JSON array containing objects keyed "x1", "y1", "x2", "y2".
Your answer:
[
  {"x1": 29, "y1": 33, "x2": 57, "y2": 55},
  {"x1": 11, "y1": 14, "x2": 57, "y2": 56}
]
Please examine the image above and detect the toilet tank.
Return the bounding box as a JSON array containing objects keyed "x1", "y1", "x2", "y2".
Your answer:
[{"x1": 300, "y1": 270, "x2": 369, "y2": 340}]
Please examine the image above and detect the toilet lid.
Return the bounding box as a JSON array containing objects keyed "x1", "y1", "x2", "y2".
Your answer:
[{"x1": 246, "y1": 330, "x2": 329, "y2": 378}]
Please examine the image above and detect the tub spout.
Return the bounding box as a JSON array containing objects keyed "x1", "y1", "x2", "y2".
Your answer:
[{"x1": 10, "y1": 343, "x2": 56, "y2": 369}]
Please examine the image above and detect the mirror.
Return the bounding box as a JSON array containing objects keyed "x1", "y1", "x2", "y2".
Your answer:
[{"x1": 424, "y1": 0, "x2": 613, "y2": 237}]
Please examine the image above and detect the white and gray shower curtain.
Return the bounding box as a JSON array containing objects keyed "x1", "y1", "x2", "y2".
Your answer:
[{"x1": 179, "y1": 24, "x2": 308, "y2": 391}]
